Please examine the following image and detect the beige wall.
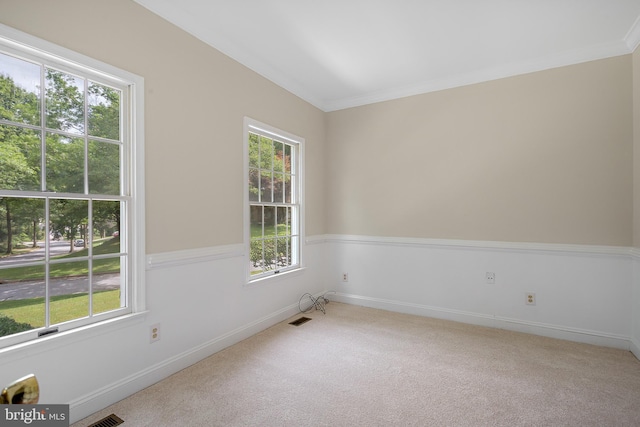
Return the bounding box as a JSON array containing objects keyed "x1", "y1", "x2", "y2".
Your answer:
[
  {"x1": 327, "y1": 56, "x2": 633, "y2": 246},
  {"x1": 1, "y1": 1, "x2": 636, "y2": 249},
  {"x1": 0, "y1": 0, "x2": 326, "y2": 254}
]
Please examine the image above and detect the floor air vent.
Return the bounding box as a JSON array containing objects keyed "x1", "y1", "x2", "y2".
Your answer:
[
  {"x1": 87, "y1": 414, "x2": 124, "y2": 427},
  {"x1": 289, "y1": 316, "x2": 311, "y2": 326}
]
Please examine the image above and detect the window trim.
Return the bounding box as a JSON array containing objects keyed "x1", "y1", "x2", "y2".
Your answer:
[
  {"x1": 243, "y1": 117, "x2": 304, "y2": 284},
  {"x1": 0, "y1": 24, "x2": 145, "y2": 349}
]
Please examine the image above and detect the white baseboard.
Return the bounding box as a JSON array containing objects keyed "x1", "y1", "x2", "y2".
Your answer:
[
  {"x1": 68, "y1": 288, "x2": 635, "y2": 423},
  {"x1": 333, "y1": 292, "x2": 631, "y2": 350},
  {"x1": 68, "y1": 299, "x2": 304, "y2": 423}
]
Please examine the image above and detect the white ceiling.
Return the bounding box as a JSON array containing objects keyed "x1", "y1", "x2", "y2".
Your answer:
[{"x1": 134, "y1": 0, "x2": 640, "y2": 111}]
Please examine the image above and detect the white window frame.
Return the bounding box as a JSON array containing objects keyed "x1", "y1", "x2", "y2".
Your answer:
[
  {"x1": 0, "y1": 24, "x2": 146, "y2": 351},
  {"x1": 243, "y1": 117, "x2": 304, "y2": 284}
]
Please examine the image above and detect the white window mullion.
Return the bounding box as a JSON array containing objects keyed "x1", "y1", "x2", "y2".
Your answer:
[
  {"x1": 83, "y1": 79, "x2": 93, "y2": 317},
  {"x1": 269, "y1": 138, "x2": 275, "y2": 204},
  {"x1": 40, "y1": 63, "x2": 47, "y2": 193},
  {"x1": 88, "y1": 199, "x2": 93, "y2": 316},
  {"x1": 44, "y1": 198, "x2": 51, "y2": 328},
  {"x1": 257, "y1": 135, "x2": 262, "y2": 204},
  {"x1": 83, "y1": 78, "x2": 89, "y2": 196},
  {"x1": 0, "y1": 24, "x2": 145, "y2": 350},
  {"x1": 244, "y1": 118, "x2": 303, "y2": 282}
]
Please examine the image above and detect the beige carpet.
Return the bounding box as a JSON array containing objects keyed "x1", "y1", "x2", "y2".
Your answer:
[{"x1": 73, "y1": 302, "x2": 640, "y2": 426}]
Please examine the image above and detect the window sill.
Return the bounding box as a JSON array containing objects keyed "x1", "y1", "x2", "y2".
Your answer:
[
  {"x1": 0, "y1": 311, "x2": 149, "y2": 363},
  {"x1": 245, "y1": 266, "x2": 307, "y2": 287}
]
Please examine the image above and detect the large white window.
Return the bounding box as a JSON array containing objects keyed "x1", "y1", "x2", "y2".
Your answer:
[
  {"x1": 244, "y1": 118, "x2": 303, "y2": 282},
  {"x1": 0, "y1": 25, "x2": 144, "y2": 349}
]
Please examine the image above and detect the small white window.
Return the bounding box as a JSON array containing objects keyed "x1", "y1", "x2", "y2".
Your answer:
[
  {"x1": 0, "y1": 25, "x2": 145, "y2": 349},
  {"x1": 244, "y1": 118, "x2": 303, "y2": 282}
]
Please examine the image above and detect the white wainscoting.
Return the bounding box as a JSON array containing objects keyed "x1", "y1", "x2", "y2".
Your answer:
[
  {"x1": 323, "y1": 235, "x2": 636, "y2": 351},
  {"x1": 8, "y1": 235, "x2": 637, "y2": 424},
  {"x1": 61, "y1": 240, "x2": 325, "y2": 423}
]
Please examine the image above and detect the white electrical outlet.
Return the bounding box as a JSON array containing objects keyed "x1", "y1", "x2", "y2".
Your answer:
[
  {"x1": 342, "y1": 273, "x2": 349, "y2": 282},
  {"x1": 486, "y1": 272, "x2": 495, "y2": 284},
  {"x1": 526, "y1": 293, "x2": 536, "y2": 306},
  {"x1": 150, "y1": 323, "x2": 161, "y2": 343}
]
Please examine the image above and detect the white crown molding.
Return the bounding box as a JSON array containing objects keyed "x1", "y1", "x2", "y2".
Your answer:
[
  {"x1": 625, "y1": 14, "x2": 640, "y2": 51},
  {"x1": 324, "y1": 41, "x2": 632, "y2": 111},
  {"x1": 133, "y1": 1, "x2": 639, "y2": 112},
  {"x1": 133, "y1": 0, "x2": 325, "y2": 110}
]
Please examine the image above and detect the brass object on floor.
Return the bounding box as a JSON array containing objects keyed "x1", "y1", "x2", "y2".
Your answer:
[{"x1": 0, "y1": 374, "x2": 39, "y2": 404}]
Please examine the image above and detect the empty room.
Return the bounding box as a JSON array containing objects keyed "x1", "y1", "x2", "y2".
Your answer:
[{"x1": 1, "y1": 1, "x2": 640, "y2": 425}]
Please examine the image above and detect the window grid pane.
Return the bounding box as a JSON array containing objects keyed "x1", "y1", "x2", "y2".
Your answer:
[
  {"x1": 92, "y1": 256, "x2": 122, "y2": 315},
  {"x1": 45, "y1": 133, "x2": 85, "y2": 193},
  {"x1": 0, "y1": 125, "x2": 41, "y2": 192},
  {"x1": 248, "y1": 127, "x2": 299, "y2": 279},
  {"x1": 45, "y1": 68, "x2": 85, "y2": 135},
  {"x1": 88, "y1": 82, "x2": 121, "y2": 141},
  {"x1": 88, "y1": 140, "x2": 120, "y2": 195},
  {"x1": 0, "y1": 52, "x2": 41, "y2": 126},
  {"x1": 49, "y1": 260, "x2": 89, "y2": 324},
  {"x1": 0, "y1": 47, "x2": 130, "y2": 345}
]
